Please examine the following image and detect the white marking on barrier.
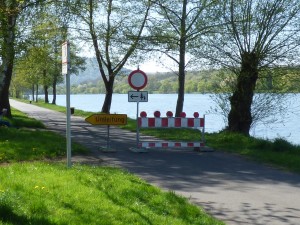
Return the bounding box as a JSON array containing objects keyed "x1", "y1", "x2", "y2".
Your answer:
[
  {"x1": 140, "y1": 117, "x2": 148, "y2": 127},
  {"x1": 168, "y1": 142, "x2": 175, "y2": 147},
  {"x1": 168, "y1": 118, "x2": 175, "y2": 127},
  {"x1": 181, "y1": 118, "x2": 187, "y2": 127},
  {"x1": 194, "y1": 118, "x2": 200, "y2": 127},
  {"x1": 155, "y1": 118, "x2": 161, "y2": 127}
]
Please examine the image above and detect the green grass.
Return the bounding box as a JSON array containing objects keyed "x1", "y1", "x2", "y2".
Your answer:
[
  {"x1": 6, "y1": 108, "x2": 45, "y2": 128},
  {"x1": 0, "y1": 108, "x2": 87, "y2": 163},
  {"x1": 205, "y1": 131, "x2": 300, "y2": 173},
  {"x1": 0, "y1": 163, "x2": 224, "y2": 225},
  {"x1": 0, "y1": 101, "x2": 225, "y2": 224}
]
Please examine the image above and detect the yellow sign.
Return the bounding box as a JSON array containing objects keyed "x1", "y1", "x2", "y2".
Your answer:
[{"x1": 85, "y1": 114, "x2": 127, "y2": 125}]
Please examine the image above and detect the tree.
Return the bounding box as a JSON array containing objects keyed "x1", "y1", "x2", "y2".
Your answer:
[
  {"x1": 199, "y1": 0, "x2": 300, "y2": 135},
  {"x1": 0, "y1": 0, "x2": 20, "y2": 117},
  {"x1": 13, "y1": 6, "x2": 85, "y2": 104},
  {"x1": 68, "y1": 0, "x2": 151, "y2": 113},
  {"x1": 144, "y1": 0, "x2": 219, "y2": 116},
  {"x1": 0, "y1": 0, "x2": 48, "y2": 117}
]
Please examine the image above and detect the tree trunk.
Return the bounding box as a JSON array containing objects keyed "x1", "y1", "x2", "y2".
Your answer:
[
  {"x1": 175, "y1": 0, "x2": 187, "y2": 117},
  {"x1": 35, "y1": 84, "x2": 39, "y2": 102},
  {"x1": 175, "y1": 69, "x2": 185, "y2": 117},
  {"x1": 227, "y1": 52, "x2": 259, "y2": 135},
  {"x1": 31, "y1": 84, "x2": 35, "y2": 102},
  {"x1": 44, "y1": 85, "x2": 49, "y2": 103},
  {"x1": 0, "y1": 12, "x2": 17, "y2": 118},
  {"x1": 0, "y1": 71, "x2": 12, "y2": 118},
  {"x1": 52, "y1": 79, "x2": 57, "y2": 104},
  {"x1": 101, "y1": 77, "x2": 114, "y2": 113}
]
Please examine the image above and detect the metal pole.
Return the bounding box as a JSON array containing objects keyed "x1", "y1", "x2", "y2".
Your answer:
[
  {"x1": 202, "y1": 114, "x2": 205, "y2": 143},
  {"x1": 66, "y1": 70, "x2": 72, "y2": 168},
  {"x1": 107, "y1": 125, "x2": 110, "y2": 149},
  {"x1": 136, "y1": 98, "x2": 140, "y2": 148}
]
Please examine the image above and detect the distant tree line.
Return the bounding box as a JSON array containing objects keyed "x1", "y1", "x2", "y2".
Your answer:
[{"x1": 55, "y1": 68, "x2": 300, "y2": 95}]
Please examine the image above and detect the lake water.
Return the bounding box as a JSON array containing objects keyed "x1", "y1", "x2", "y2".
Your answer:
[{"x1": 45, "y1": 93, "x2": 300, "y2": 145}]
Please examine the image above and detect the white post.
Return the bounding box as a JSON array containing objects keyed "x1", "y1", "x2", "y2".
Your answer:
[
  {"x1": 66, "y1": 72, "x2": 71, "y2": 168},
  {"x1": 62, "y1": 41, "x2": 71, "y2": 168}
]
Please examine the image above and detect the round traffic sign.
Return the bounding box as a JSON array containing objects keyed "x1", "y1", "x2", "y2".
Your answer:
[{"x1": 128, "y1": 69, "x2": 148, "y2": 90}]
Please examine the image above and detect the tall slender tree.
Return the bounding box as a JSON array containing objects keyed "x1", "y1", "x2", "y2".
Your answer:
[
  {"x1": 145, "y1": 0, "x2": 220, "y2": 116},
  {"x1": 68, "y1": 0, "x2": 151, "y2": 113}
]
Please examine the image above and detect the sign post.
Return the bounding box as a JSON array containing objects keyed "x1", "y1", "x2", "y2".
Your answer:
[
  {"x1": 62, "y1": 41, "x2": 71, "y2": 167},
  {"x1": 85, "y1": 114, "x2": 127, "y2": 152},
  {"x1": 128, "y1": 69, "x2": 148, "y2": 151}
]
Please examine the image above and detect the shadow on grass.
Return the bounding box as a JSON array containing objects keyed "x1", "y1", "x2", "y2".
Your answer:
[{"x1": 0, "y1": 205, "x2": 55, "y2": 225}]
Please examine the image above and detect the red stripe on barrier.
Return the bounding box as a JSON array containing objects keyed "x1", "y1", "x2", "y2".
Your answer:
[
  {"x1": 187, "y1": 118, "x2": 194, "y2": 127},
  {"x1": 200, "y1": 118, "x2": 204, "y2": 127},
  {"x1": 148, "y1": 118, "x2": 155, "y2": 127},
  {"x1": 149, "y1": 142, "x2": 155, "y2": 147},
  {"x1": 175, "y1": 118, "x2": 181, "y2": 127},
  {"x1": 161, "y1": 118, "x2": 168, "y2": 127},
  {"x1": 175, "y1": 142, "x2": 181, "y2": 147},
  {"x1": 162, "y1": 142, "x2": 168, "y2": 147}
]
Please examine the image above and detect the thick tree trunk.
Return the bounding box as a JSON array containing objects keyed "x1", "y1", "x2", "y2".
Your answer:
[
  {"x1": 175, "y1": 69, "x2": 185, "y2": 117},
  {"x1": 227, "y1": 52, "x2": 259, "y2": 135},
  {"x1": 0, "y1": 70, "x2": 12, "y2": 118},
  {"x1": 101, "y1": 77, "x2": 114, "y2": 113},
  {"x1": 0, "y1": 12, "x2": 16, "y2": 118}
]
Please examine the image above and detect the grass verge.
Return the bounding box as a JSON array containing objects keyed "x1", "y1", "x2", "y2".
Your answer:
[
  {"x1": 0, "y1": 108, "x2": 87, "y2": 163},
  {"x1": 205, "y1": 131, "x2": 300, "y2": 173},
  {"x1": 0, "y1": 162, "x2": 224, "y2": 225}
]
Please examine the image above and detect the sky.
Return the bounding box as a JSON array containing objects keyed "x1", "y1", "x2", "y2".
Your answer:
[
  {"x1": 127, "y1": 61, "x2": 170, "y2": 73},
  {"x1": 78, "y1": 43, "x2": 172, "y2": 74}
]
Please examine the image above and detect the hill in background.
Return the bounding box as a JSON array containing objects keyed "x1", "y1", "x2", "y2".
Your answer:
[{"x1": 57, "y1": 57, "x2": 300, "y2": 94}]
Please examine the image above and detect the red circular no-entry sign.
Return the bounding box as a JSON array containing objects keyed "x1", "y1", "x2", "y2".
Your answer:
[{"x1": 128, "y1": 69, "x2": 148, "y2": 91}]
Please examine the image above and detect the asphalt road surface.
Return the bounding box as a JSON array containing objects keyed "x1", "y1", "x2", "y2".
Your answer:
[{"x1": 10, "y1": 99, "x2": 300, "y2": 225}]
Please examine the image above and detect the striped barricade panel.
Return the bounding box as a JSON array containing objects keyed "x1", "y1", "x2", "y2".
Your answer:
[
  {"x1": 137, "y1": 112, "x2": 205, "y2": 150},
  {"x1": 139, "y1": 142, "x2": 204, "y2": 148},
  {"x1": 138, "y1": 117, "x2": 204, "y2": 128}
]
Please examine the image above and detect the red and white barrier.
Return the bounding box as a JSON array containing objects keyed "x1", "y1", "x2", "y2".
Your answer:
[
  {"x1": 139, "y1": 141, "x2": 205, "y2": 148},
  {"x1": 138, "y1": 111, "x2": 205, "y2": 149},
  {"x1": 139, "y1": 117, "x2": 204, "y2": 128}
]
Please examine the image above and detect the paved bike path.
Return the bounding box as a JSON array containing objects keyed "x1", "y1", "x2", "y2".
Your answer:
[{"x1": 10, "y1": 99, "x2": 300, "y2": 225}]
